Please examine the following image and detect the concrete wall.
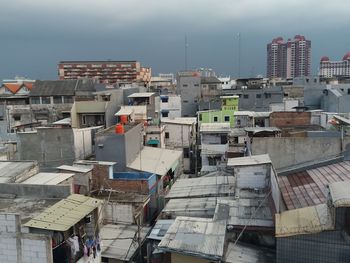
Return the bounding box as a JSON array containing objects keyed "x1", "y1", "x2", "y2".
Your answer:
[
  {"x1": 17, "y1": 127, "x2": 75, "y2": 169},
  {"x1": 164, "y1": 123, "x2": 192, "y2": 147},
  {"x1": 0, "y1": 183, "x2": 72, "y2": 199},
  {"x1": 176, "y1": 75, "x2": 201, "y2": 117},
  {"x1": 104, "y1": 90, "x2": 123, "y2": 128},
  {"x1": 252, "y1": 137, "x2": 343, "y2": 169},
  {"x1": 73, "y1": 127, "x2": 94, "y2": 159},
  {"x1": 104, "y1": 203, "x2": 134, "y2": 224},
  {"x1": 0, "y1": 213, "x2": 52, "y2": 263},
  {"x1": 223, "y1": 87, "x2": 283, "y2": 111},
  {"x1": 95, "y1": 123, "x2": 143, "y2": 172},
  {"x1": 124, "y1": 123, "x2": 143, "y2": 166},
  {"x1": 235, "y1": 164, "x2": 269, "y2": 190}
]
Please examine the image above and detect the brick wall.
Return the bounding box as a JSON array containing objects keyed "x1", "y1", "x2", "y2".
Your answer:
[
  {"x1": 91, "y1": 164, "x2": 150, "y2": 194},
  {"x1": 270, "y1": 112, "x2": 311, "y2": 128},
  {"x1": 0, "y1": 213, "x2": 52, "y2": 263}
]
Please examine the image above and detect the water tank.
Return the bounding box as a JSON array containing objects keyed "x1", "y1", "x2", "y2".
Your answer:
[
  {"x1": 120, "y1": 115, "x2": 128, "y2": 124},
  {"x1": 115, "y1": 123, "x2": 124, "y2": 134}
]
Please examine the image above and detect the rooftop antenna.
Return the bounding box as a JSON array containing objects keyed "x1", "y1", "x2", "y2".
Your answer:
[{"x1": 185, "y1": 35, "x2": 188, "y2": 70}]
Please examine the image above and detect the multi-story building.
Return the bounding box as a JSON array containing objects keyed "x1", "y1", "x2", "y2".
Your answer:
[
  {"x1": 176, "y1": 71, "x2": 201, "y2": 117},
  {"x1": 200, "y1": 123, "x2": 230, "y2": 174},
  {"x1": 267, "y1": 35, "x2": 311, "y2": 79},
  {"x1": 198, "y1": 95, "x2": 239, "y2": 127},
  {"x1": 319, "y1": 53, "x2": 350, "y2": 78},
  {"x1": 58, "y1": 60, "x2": 151, "y2": 85}
]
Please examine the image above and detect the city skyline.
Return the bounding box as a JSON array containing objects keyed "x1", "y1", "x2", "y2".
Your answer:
[{"x1": 1, "y1": 0, "x2": 350, "y2": 80}]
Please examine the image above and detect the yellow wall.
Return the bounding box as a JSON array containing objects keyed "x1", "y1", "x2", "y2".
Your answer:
[{"x1": 171, "y1": 252, "x2": 212, "y2": 263}]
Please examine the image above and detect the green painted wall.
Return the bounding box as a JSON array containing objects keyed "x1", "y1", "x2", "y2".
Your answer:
[{"x1": 199, "y1": 96, "x2": 238, "y2": 127}]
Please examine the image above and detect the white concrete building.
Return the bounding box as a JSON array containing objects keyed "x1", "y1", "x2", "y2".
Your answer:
[
  {"x1": 161, "y1": 117, "x2": 196, "y2": 173},
  {"x1": 200, "y1": 123, "x2": 230, "y2": 174},
  {"x1": 159, "y1": 94, "x2": 181, "y2": 119}
]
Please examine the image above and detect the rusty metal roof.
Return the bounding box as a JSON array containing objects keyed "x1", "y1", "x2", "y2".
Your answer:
[{"x1": 278, "y1": 160, "x2": 350, "y2": 210}]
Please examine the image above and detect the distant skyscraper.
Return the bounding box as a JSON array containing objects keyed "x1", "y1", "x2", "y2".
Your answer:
[
  {"x1": 319, "y1": 53, "x2": 350, "y2": 78},
  {"x1": 267, "y1": 35, "x2": 311, "y2": 79}
]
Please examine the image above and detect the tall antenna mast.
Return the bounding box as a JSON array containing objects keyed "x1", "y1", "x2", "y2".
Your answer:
[
  {"x1": 185, "y1": 35, "x2": 188, "y2": 70},
  {"x1": 237, "y1": 32, "x2": 241, "y2": 78}
]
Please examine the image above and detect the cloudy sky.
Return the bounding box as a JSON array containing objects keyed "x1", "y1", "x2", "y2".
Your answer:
[{"x1": 1, "y1": 0, "x2": 349, "y2": 80}]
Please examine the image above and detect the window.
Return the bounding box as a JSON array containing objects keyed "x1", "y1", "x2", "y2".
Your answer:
[
  {"x1": 183, "y1": 147, "x2": 190, "y2": 158},
  {"x1": 13, "y1": 115, "x2": 21, "y2": 121},
  {"x1": 183, "y1": 100, "x2": 189, "y2": 103},
  {"x1": 209, "y1": 84, "x2": 216, "y2": 90},
  {"x1": 182, "y1": 84, "x2": 188, "y2": 87},
  {"x1": 194, "y1": 84, "x2": 199, "y2": 87},
  {"x1": 199, "y1": 114, "x2": 202, "y2": 121},
  {"x1": 41, "y1": 96, "x2": 51, "y2": 104},
  {"x1": 221, "y1": 135, "x2": 227, "y2": 144},
  {"x1": 256, "y1": 94, "x2": 261, "y2": 98},
  {"x1": 208, "y1": 156, "x2": 220, "y2": 166},
  {"x1": 64, "y1": 96, "x2": 74, "y2": 103},
  {"x1": 265, "y1": 93, "x2": 271, "y2": 98},
  {"x1": 213, "y1": 116, "x2": 218, "y2": 122},
  {"x1": 348, "y1": 89, "x2": 350, "y2": 95},
  {"x1": 161, "y1": 97, "x2": 168, "y2": 103},
  {"x1": 243, "y1": 94, "x2": 249, "y2": 99},
  {"x1": 283, "y1": 93, "x2": 289, "y2": 97},
  {"x1": 162, "y1": 112, "x2": 169, "y2": 118},
  {"x1": 224, "y1": 116, "x2": 230, "y2": 122},
  {"x1": 31, "y1": 97, "x2": 40, "y2": 104},
  {"x1": 165, "y1": 132, "x2": 169, "y2": 139},
  {"x1": 53, "y1": 96, "x2": 63, "y2": 104}
]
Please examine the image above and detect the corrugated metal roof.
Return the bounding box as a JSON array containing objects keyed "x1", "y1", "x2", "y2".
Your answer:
[
  {"x1": 161, "y1": 117, "x2": 196, "y2": 125},
  {"x1": 101, "y1": 224, "x2": 150, "y2": 260},
  {"x1": 20, "y1": 172, "x2": 74, "y2": 185},
  {"x1": 200, "y1": 123, "x2": 231, "y2": 133},
  {"x1": 227, "y1": 154, "x2": 271, "y2": 167},
  {"x1": 158, "y1": 216, "x2": 226, "y2": 261},
  {"x1": 234, "y1": 111, "x2": 271, "y2": 118},
  {"x1": 24, "y1": 194, "x2": 102, "y2": 231},
  {"x1": 215, "y1": 197, "x2": 274, "y2": 228},
  {"x1": 224, "y1": 242, "x2": 276, "y2": 263},
  {"x1": 30, "y1": 79, "x2": 95, "y2": 96},
  {"x1": 329, "y1": 180, "x2": 350, "y2": 207},
  {"x1": 162, "y1": 197, "x2": 231, "y2": 219},
  {"x1": 127, "y1": 147, "x2": 182, "y2": 176},
  {"x1": 53, "y1": 118, "x2": 71, "y2": 125},
  {"x1": 128, "y1": 92, "x2": 155, "y2": 98},
  {"x1": 148, "y1": 219, "x2": 175, "y2": 241},
  {"x1": 278, "y1": 160, "x2": 350, "y2": 210},
  {"x1": 0, "y1": 161, "x2": 37, "y2": 183},
  {"x1": 165, "y1": 175, "x2": 235, "y2": 199},
  {"x1": 333, "y1": 115, "x2": 350, "y2": 125},
  {"x1": 57, "y1": 165, "x2": 92, "y2": 173},
  {"x1": 275, "y1": 203, "x2": 334, "y2": 237},
  {"x1": 115, "y1": 108, "x2": 134, "y2": 116},
  {"x1": 244, "y1": 127, "x2": 280, "y2": 134}
]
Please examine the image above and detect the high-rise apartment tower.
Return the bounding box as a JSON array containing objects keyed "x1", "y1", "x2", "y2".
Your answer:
[{"x1": 267, "y1": 35, "x2": 311, "y2": 79}]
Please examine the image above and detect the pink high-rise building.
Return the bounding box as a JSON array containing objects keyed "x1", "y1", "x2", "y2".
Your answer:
[{"x1": 267, "y1": 35, "x2": 311, "y2": 79}]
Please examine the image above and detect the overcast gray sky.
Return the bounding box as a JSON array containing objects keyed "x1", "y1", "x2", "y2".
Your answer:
[{"x1": 1, "y1": 0, "x2": 349, "y2": 80}]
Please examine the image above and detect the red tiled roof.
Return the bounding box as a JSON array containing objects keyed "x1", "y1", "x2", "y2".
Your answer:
[
  {"x1": 3, "y1": 83, "x2": 22, "y2": 94},
  {"x1": 278, "y1": 161, "x2": 350, "y2": 210},
  {"x1": 23, "y1": 82, "x2": 33, "y2": 90}
]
